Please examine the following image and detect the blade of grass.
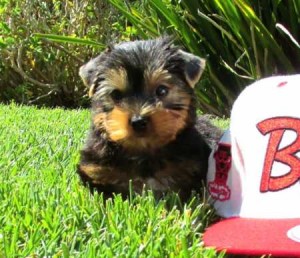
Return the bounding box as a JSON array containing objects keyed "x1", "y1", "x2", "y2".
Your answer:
[
  {"x1": 109, "y1": 0, "x2": 158, "y2": 37},
  {"x1": 234, "y1": 0, "x2": 294, "y2": 71},
  {"x1": 32, "y1": 33, "x2": 105, "y2": 48},
  {"x1": 276, "y1": 23, "x2": 300, "y2": 49}
]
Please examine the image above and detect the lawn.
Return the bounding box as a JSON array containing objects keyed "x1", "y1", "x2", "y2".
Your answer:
[{"x1": 0, "y1": 103, "x2": 227, "y2": 257}]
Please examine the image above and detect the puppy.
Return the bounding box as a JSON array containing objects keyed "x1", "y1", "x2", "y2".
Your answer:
[{"x1": 77, "y1": 37, "x2": 222, "y2": 199}]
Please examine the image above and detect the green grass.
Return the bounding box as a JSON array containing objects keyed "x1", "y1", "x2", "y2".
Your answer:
[{"x1": 0, "y1": 103, "x2": 227, "y2": 257}]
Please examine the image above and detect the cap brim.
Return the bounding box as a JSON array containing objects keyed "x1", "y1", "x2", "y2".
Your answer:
[{"x1": 203, "y1": 217, "x2": 300, "y2": 257}]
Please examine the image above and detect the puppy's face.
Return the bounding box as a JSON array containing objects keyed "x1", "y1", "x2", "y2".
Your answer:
[{"x1": 80, "y1": 38, "x2": 205, "y2": 152}]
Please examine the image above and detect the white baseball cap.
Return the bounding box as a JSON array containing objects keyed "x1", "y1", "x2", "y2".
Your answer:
[{"x1": 204, "y1": 74, "x2": 300, "y2": 256}]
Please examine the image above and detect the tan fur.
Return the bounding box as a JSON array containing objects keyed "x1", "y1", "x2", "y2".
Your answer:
[
  {"x1": 144, "y1": 66, "x2": 173, "y2": 92},
  {"x1": 105, "y1": 68, "x2": 128, "y2": 91},
  {"x1": 88, "y1": 85, "x2": 95, "y2": 98},
  {"x1": 150, "y1": 109, "x2": 188, "y2": 145},
  {"x1": 105, "y1": 107, "x2": 131, "y2": 141},
  {"x1": 118, "y1": 108, "x2": 189, "y2": 152},
  {"x1": 92, "y1": 94, "x2": 191, "y2": 152},
  {"x1": 79, "y1": 164, "x2": 107, "y2": 180},
  {"x1": 93, "y1": 113, "x2": 106, "y2": 130},
  {"x1": 79, "y1": 164, "x2": 126, "y2": 185}
]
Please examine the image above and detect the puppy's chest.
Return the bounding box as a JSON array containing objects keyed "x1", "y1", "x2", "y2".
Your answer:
[
  {"x1": 124, "y1": 156, "x2": 164, "y2": 177},
  {"x1": 114, "y1": 156, "x2": 202, "y2": 192}
]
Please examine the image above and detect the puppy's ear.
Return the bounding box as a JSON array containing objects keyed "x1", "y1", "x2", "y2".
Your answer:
[
  {"x1": 179, "y1": 50, "x2": 206, "y2": 88},
  {"x1": 79, "y1": 47, "x2": 111, "y2": 97},
  {"x1": 79, "y1": 56, "x2": 101, "y2": 97}
]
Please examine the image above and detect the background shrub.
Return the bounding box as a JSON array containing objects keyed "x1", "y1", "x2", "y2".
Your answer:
[{"x1": 0, "y1": 0, "x2": 127, "y2": 107}]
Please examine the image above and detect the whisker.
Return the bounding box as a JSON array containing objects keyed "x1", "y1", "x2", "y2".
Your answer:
[{"x1": 165, "y1": 103, "x2": 189, "y2": 111}]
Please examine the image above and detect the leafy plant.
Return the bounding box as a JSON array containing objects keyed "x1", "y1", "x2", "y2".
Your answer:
[
  {"x1": 109, "y1": 0, "x2": 300, "y2": 116},
  {"x1": 0, "y1": 0, "x2": 123, "y2": 107}
]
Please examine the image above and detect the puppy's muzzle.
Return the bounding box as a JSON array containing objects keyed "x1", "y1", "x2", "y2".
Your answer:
[{"x1": 130, "y1": 115, "x2": 149, "y2": 133}]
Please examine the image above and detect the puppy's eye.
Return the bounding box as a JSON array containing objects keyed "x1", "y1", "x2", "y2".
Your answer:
[
  {"x1": 155, "y1": 85, "x2": 169, "y2": 98},
  {"x1": 110, "y1": 89, "x2": 123, "y2": 102}
]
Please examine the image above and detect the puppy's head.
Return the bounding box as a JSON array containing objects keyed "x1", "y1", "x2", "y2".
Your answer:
[{"x1": 80, "y1": 37, "x2": 206, "y2": 152}]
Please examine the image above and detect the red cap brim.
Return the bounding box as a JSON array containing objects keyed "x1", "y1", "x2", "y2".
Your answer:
[{"x1": 203, "y1": 217, "x2": 300, "y2": 257}]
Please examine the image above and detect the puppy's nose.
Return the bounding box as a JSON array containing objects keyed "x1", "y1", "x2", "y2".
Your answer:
[{"x1": 130, "y1": 115, "x2": 148, "y2": 132}]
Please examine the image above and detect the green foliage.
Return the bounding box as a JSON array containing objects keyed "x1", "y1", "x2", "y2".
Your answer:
[
  {"x1": 2, "y1": 0, "x2": 299, "y2": 114},
  {"x1": 0, "y1": 0, "x2": 125, "y2": 107},
  {"x1": 0, "y1": 103, "x2": 226, "y2": 257},
  {"x1": 109, "y1": 0, "x2": 300, "y2": 116}
]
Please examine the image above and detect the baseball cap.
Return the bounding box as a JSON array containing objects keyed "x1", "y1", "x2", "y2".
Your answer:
[{"x1": 204, "y1": 74, "x2": 300, "y2": 256}]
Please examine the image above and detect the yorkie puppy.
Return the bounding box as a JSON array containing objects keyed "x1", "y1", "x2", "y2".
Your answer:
[{"x1": 78, "y1": 37, "x2": 222, "y2": 200}]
